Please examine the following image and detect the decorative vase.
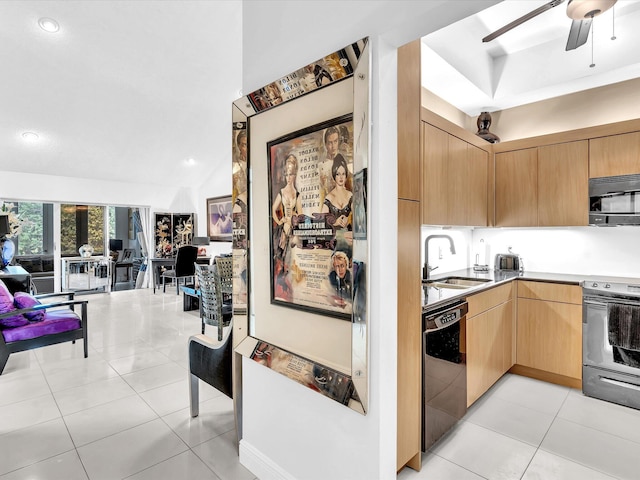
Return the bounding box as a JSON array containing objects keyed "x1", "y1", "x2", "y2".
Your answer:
[
  {"x1": 79, "y1": 244, "x2": 94, "y2": 258},
  {"x1": 1, "y1": 238, "x2": 15, "y2": 267},
  {"x1": 475, "y1": 111, "x2": 500, "y2": 144}
]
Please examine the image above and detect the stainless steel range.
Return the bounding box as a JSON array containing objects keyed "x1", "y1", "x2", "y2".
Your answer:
[{"x1": 583, "y1": 280, "x2": 640, "y2": 410}]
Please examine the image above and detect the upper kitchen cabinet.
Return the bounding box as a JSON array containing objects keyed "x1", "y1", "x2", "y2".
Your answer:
[
  {"x1": 398, "y1": 40, "x2": 422, "y2": 202},
  {"x1": 495, "y1": 148, "x2": 537, "y2": 227},
  {"x1": 495, "y1": 140, "x2": 588, "y2": 227},
  {"x1": 590, "y1": 131, "x2": 640, "y2": 178},
  {"x1": 538, "y1": 141, "x2": 589, "y2": 226},
  {"x1": 421, "y1": 119, "x2": 489, "y2": 226}
]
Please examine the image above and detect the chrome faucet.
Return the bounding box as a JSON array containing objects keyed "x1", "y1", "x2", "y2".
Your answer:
[{"x1": 423, "y1": 235, "x2": 456, "y2": 280}]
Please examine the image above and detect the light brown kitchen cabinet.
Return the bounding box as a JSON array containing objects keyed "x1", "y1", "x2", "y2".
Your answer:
[
  {"x1": 538, "y1": 141, "x2": 589, "y2": 226},
  {"x1": 397, "y1": 199, "x2": 422, "y2": 471},
  {"x1": 422, "y1": 123, "x2": 488, "y2": 226},
  {"x1": 422, "y1": 123, "x2": 449, "y2": 225},
  {"x1": 466, "y1": 283, "x2": 514, "y2": 406},
  {"x1": 589, "y1": 131, "x2": 640, "y2": 178},
  {"x1": 495, "y1": 141, "x2": 588, "y2": 227},
  {"x1": 495, "y1": 148, "x2": 538, "y2": 226},
  {"x1": 516, "y1": 281, "x2": 582, "y2": 383}
]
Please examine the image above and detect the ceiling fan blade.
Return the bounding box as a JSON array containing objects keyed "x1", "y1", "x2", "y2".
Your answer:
[
  {"x1": 483, "y1": 0, "x2": 565, "y2": 43},
  {"x1": 565, "y1": 18, "x2": 592, "y2": 50}
]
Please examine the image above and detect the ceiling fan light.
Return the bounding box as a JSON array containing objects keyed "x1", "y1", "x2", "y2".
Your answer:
[{"x1": 567, "y1": 0, "x2": 617, "y2": 20}]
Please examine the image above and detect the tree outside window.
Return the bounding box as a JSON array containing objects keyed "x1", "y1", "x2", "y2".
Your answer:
[{"x1": 61, "y1": 205, "x2": 105, "y2": 256}]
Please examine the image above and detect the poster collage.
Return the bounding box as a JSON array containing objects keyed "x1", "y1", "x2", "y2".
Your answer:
[
  {"x1": 246, "y1": 50, "x2": 355, "y2": 114},
  {"x1": 231, "y1": 37, "x2": 369, "y2": 409},
  {"x1": 232, "y1": 122, "x2": 248, "y2": 311}
]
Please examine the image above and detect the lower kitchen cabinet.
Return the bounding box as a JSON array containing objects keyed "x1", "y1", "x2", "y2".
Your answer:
[
  {"x1": 466, "y1": 283, "x2": 514, "y2": 407},
  {"x1": 516, "y1": 281, "x2": 582, "y2": 383}
]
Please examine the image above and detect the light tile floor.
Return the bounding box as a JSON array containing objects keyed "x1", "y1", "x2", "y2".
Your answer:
[
  {"x1": 0, "y1": 289, "x2": 257, "y2": 480},
  {"x1": 399, "y1": 372, "x2": 640, "y2": 480},
  {"x1": 5, "y1": 289, "x2": 640, "y2": 480}
]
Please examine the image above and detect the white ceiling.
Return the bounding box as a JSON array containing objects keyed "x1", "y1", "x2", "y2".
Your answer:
[
  {"x1": 4, "y1": 1, "x2": 640, "y2": 191},
  {"x1": 0, "y1": 1, "x2": 242, "y2": 188},
  {"x1": 422, "y1": 0, "x2": 640, "y2": 116}
]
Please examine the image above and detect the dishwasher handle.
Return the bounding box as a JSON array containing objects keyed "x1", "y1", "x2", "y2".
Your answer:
[{"x1": 424, "y1": 301, "x2": 468, "y2": 333}]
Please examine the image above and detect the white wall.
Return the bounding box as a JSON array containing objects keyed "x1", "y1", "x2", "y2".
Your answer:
[
  {"x1": 422, "y1": 76, "x2": 640, "y2": 143},
  {"x1": 475, "y1": 227, "x2": 640, "y2": 277},
  {"x1": 422, "y1": 226, "x2": 640, "y2": 279},
  {"x1": 240, "y1": 2, "x2": 499, "y2": 479},
  {"x1": 492, "y1": 77, "x2": 640, "y2": 142}
]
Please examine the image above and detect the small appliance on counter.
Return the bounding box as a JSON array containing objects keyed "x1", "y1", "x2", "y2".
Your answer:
[
  {"x1": 473, "y1": 238, "x2": 490, "y2": 272},
  {"x1": 494, "y1": 247, "x2": 524, "y2": 272}
]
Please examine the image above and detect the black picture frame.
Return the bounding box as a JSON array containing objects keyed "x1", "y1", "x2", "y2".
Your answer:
[
  {"x1": 267, "y1": 113, "x2": 354, "y2": 319},
  {"x1": 207, "y1": 195, "x2": 233, "y2": 242}
]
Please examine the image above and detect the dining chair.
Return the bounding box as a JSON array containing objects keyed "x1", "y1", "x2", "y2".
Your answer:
[
  {"x1": 161, "y1": 245, "x2": 198, "y2": 294},
  {"x1": 195, "y1": 255, "x2": 232, "y2": 339},
  {"x1": 189, "y1": 255, "x2": 234, "y2": 417}
]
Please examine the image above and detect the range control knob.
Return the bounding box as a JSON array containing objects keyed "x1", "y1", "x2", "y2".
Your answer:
[
  {"x1": 605, "y1": 283, "x2": 611, "y2": 288},
  {"x1": 592, "y1": 282, "x2": 598, "y2": 288}
]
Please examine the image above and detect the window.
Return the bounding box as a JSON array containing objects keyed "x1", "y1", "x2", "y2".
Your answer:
[
  {"x1": 60, "y1": 204, "x2": 106, "y2": 256},
  {"x1": 2, "y1": 202, "x2": 54, "y2": 255}
]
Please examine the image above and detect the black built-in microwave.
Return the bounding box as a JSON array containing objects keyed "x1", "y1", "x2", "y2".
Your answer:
[{"x1": 589, "y1": 174, "x2": 640, "y2": 226}]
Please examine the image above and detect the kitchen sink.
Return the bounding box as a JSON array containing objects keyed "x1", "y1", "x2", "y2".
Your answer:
[{"x1": 423, "y1": 276, "x2": 491, "y2": 289}]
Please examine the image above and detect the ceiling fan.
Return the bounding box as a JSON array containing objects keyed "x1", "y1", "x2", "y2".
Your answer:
[{"x1": 483, "y1": 0, "x2": 617, "y2": 50}]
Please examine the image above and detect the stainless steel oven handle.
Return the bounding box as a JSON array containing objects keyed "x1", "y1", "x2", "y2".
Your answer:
[
  {"x1": 600, "y1": 376, "x2": 640, "y2": 392},
  {"x1": 584, "y1": 296, "x2": 640, "y2": 308},
  {"x1": 583, "y1": 298, "x2": 607, "y2": 307}
]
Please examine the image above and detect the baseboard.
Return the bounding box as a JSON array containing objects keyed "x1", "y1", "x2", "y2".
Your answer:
[
  {"x1": 239, "y1": 439, "x2": 296, "y2": 480},
  {"x1": 509, "y1": 364, "x2": 582, "y2": 389}
]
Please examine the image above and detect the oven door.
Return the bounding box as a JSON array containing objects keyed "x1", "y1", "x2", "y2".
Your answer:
[{"x1": 583, "y1": 295, "x2": 640, "y2": 377}]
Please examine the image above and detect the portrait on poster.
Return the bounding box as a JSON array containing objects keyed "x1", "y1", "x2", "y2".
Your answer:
[
  {"x1": 267, "y1": 114, "x2": 354, "y2": 319},
  {"x1": 352, "y1": 168, "x2": 367, "y2": 240}
]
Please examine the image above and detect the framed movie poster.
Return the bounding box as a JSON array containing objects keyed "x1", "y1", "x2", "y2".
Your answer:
[
  {"x1": 207, "y1": 196, "x2": 233, "y2": 242},
  {"x1": 267, "y1": 114, "x2": 353, "y2": 319}
]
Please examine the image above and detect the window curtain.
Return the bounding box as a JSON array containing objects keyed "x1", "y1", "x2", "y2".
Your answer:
[{"x1": 133, "y1": 207, "x2": 151, "y2": 288}]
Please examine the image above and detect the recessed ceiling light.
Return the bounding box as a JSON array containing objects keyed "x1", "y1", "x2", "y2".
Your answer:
[
  {"x1": 38, "y1": 17, "x2": 59, "y2": 33},
  {"x1": 22, "y1": 131, "x2": 40, "y2": 142},
  {"x1": 185, "y1": 158, "x2": 196, "y2": 166}
]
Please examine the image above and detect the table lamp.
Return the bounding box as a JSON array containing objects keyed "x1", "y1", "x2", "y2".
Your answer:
[{"x1": 191, "y1": 236, "x2": 209, "y2": 256}]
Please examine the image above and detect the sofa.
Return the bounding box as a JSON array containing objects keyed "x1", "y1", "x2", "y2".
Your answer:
[{"x1": 13, "y1": 255, "x2": 55, "y2": 294}]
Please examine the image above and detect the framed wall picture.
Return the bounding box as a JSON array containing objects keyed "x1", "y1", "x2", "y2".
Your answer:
[
  {"x1": 207, "y1": 195, "x2": 233, "y2": 242},
  {"x1": 154, "y1": 213, "x2": 173, "y2": 258},
  {"x1": 267, "y1": 113, "x2": 353, "y2": 318},
  {"x1": 154, "y1": 212, "x2": 195, "y2": 257}
]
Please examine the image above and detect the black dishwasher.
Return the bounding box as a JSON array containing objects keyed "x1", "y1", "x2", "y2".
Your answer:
[{"x1": 422, "y1": 298, "x2": 468, "y2": 451}]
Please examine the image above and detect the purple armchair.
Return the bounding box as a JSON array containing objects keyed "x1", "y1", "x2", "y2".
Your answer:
[{"x1": 0, "y1": 287, "x2": 88, "y2": 375}]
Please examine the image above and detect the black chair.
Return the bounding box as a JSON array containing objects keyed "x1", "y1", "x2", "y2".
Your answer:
[
  {"x1": 161, "y1": 245, "x2": 198, "y2": 294},
  {"x1": 188, "y1": 331, "x2": 233, "y2": 417},
  {"x1": 111, "y1": 248, "x2": 136, "y2": 289}
]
